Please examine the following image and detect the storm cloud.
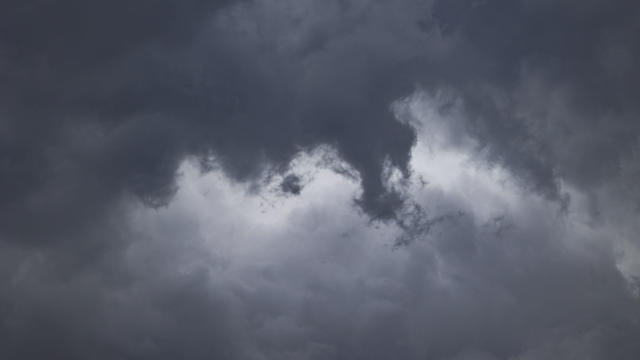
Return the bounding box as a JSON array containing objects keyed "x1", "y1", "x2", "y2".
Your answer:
[{"x1": 1, "y1": 0, "x2": 640, "y2": 359}]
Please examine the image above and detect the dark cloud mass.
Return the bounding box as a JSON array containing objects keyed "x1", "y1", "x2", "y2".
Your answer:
[{"x1": 2, "y1": 0, "x2": 640, "y2": 359}]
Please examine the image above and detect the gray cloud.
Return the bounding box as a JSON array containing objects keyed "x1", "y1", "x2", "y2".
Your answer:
[
  {"x1": 427, "y1": 0, "x2": 640, "y2": 200},
  {"x1": 2, "y1": 0, "x2": 640, "y2": 359},
  {"x1": 2, "y1": 0, "x2": 640, "y2": 237},
  {"x1": 2, "y1": 161, "x2": 638, "y2": 359},
  {"x1": 0, "y1": 0, "x2": 432, "y2": 244}
]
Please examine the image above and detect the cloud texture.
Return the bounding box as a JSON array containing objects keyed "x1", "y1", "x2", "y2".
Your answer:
[{"x1": 1, "y1": 0, "x2": 640, "y2": 359}]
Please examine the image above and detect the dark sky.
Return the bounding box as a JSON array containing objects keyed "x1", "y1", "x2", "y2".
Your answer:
[{"x1": 2, "y1": 0, "x2": 640, "y2": 359}]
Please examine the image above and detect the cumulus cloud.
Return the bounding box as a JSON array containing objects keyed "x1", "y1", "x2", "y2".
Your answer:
[{"x1": 4, "y1": 133, "x2": 639, "y2": 359}]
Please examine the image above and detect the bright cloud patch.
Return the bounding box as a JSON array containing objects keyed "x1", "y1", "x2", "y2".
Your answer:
[{"x1": 107, "y1": 91, "x2": 640, "y2": 359}]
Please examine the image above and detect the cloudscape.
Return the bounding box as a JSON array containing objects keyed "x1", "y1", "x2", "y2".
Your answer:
[{"x1": 2, "y1": 0, "x2": 640, "y2": 359}]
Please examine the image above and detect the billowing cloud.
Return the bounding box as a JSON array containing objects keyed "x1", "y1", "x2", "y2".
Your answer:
[
  {"x1": 1, "y1": 0, "x2": 640, "y2": 359},
  {"x1": 3, "y1": 127, "x2": 639, "y2": 359}
]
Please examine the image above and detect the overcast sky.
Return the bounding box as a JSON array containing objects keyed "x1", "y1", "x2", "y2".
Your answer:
[{"x1": 2, "y1": 0, "x2": 640, "y2": 359}]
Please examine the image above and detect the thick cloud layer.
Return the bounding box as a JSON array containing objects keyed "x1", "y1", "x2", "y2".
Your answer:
[
  {"x1": 1, "y1": 0, "x2": 427, "y2": 242},
  {"x1": 3, "y1": 0, "x2": 639, "y2": 236},
  {"x1": 2, "y1": 0, "x2": 640, "y2": 359}
]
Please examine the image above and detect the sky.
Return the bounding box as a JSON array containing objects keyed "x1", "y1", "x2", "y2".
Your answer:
[{"x1": 1, "y1": 0, "x2": 640, "y2": 359}]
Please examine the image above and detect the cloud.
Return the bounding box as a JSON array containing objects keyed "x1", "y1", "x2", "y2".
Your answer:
[
  {"x1": 3, "y1": 141, "x2": 639, "y2": 359},
  {"x1": 2, "y1": 1, "x2": 640, "y2": 359},
  {"x1": 427, "y1": 0, "x2": 640, "y2": 199},
  {"x1": 0, "y1": 0, "x2": 436, "y2": 245},
  {"x1": 280, "y1": 174, "x2": 303, "y2": 195},
  {"x1": 2, "y1": 0, "x2": 640, "y2": 239}
]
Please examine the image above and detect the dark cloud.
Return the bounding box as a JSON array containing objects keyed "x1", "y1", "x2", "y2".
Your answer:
[
  {"x1": 2, "y1": 0, "x2": 640, "y2": 239},
  {"x1": 281, "y1": 174, "x2": 303, "y2": 195},
  {"x1": 2, "y1": 0, "x2": 640, "y2": 359},
  {"x1": 0, "y1": 0, "x2": 237, "y2": 244},
  {"x1": 427, "y1": 0, "x2": 640, "y2": 200},
  {"x1": 0, "y1": 0, "x2": 430, "y2": 246}
]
